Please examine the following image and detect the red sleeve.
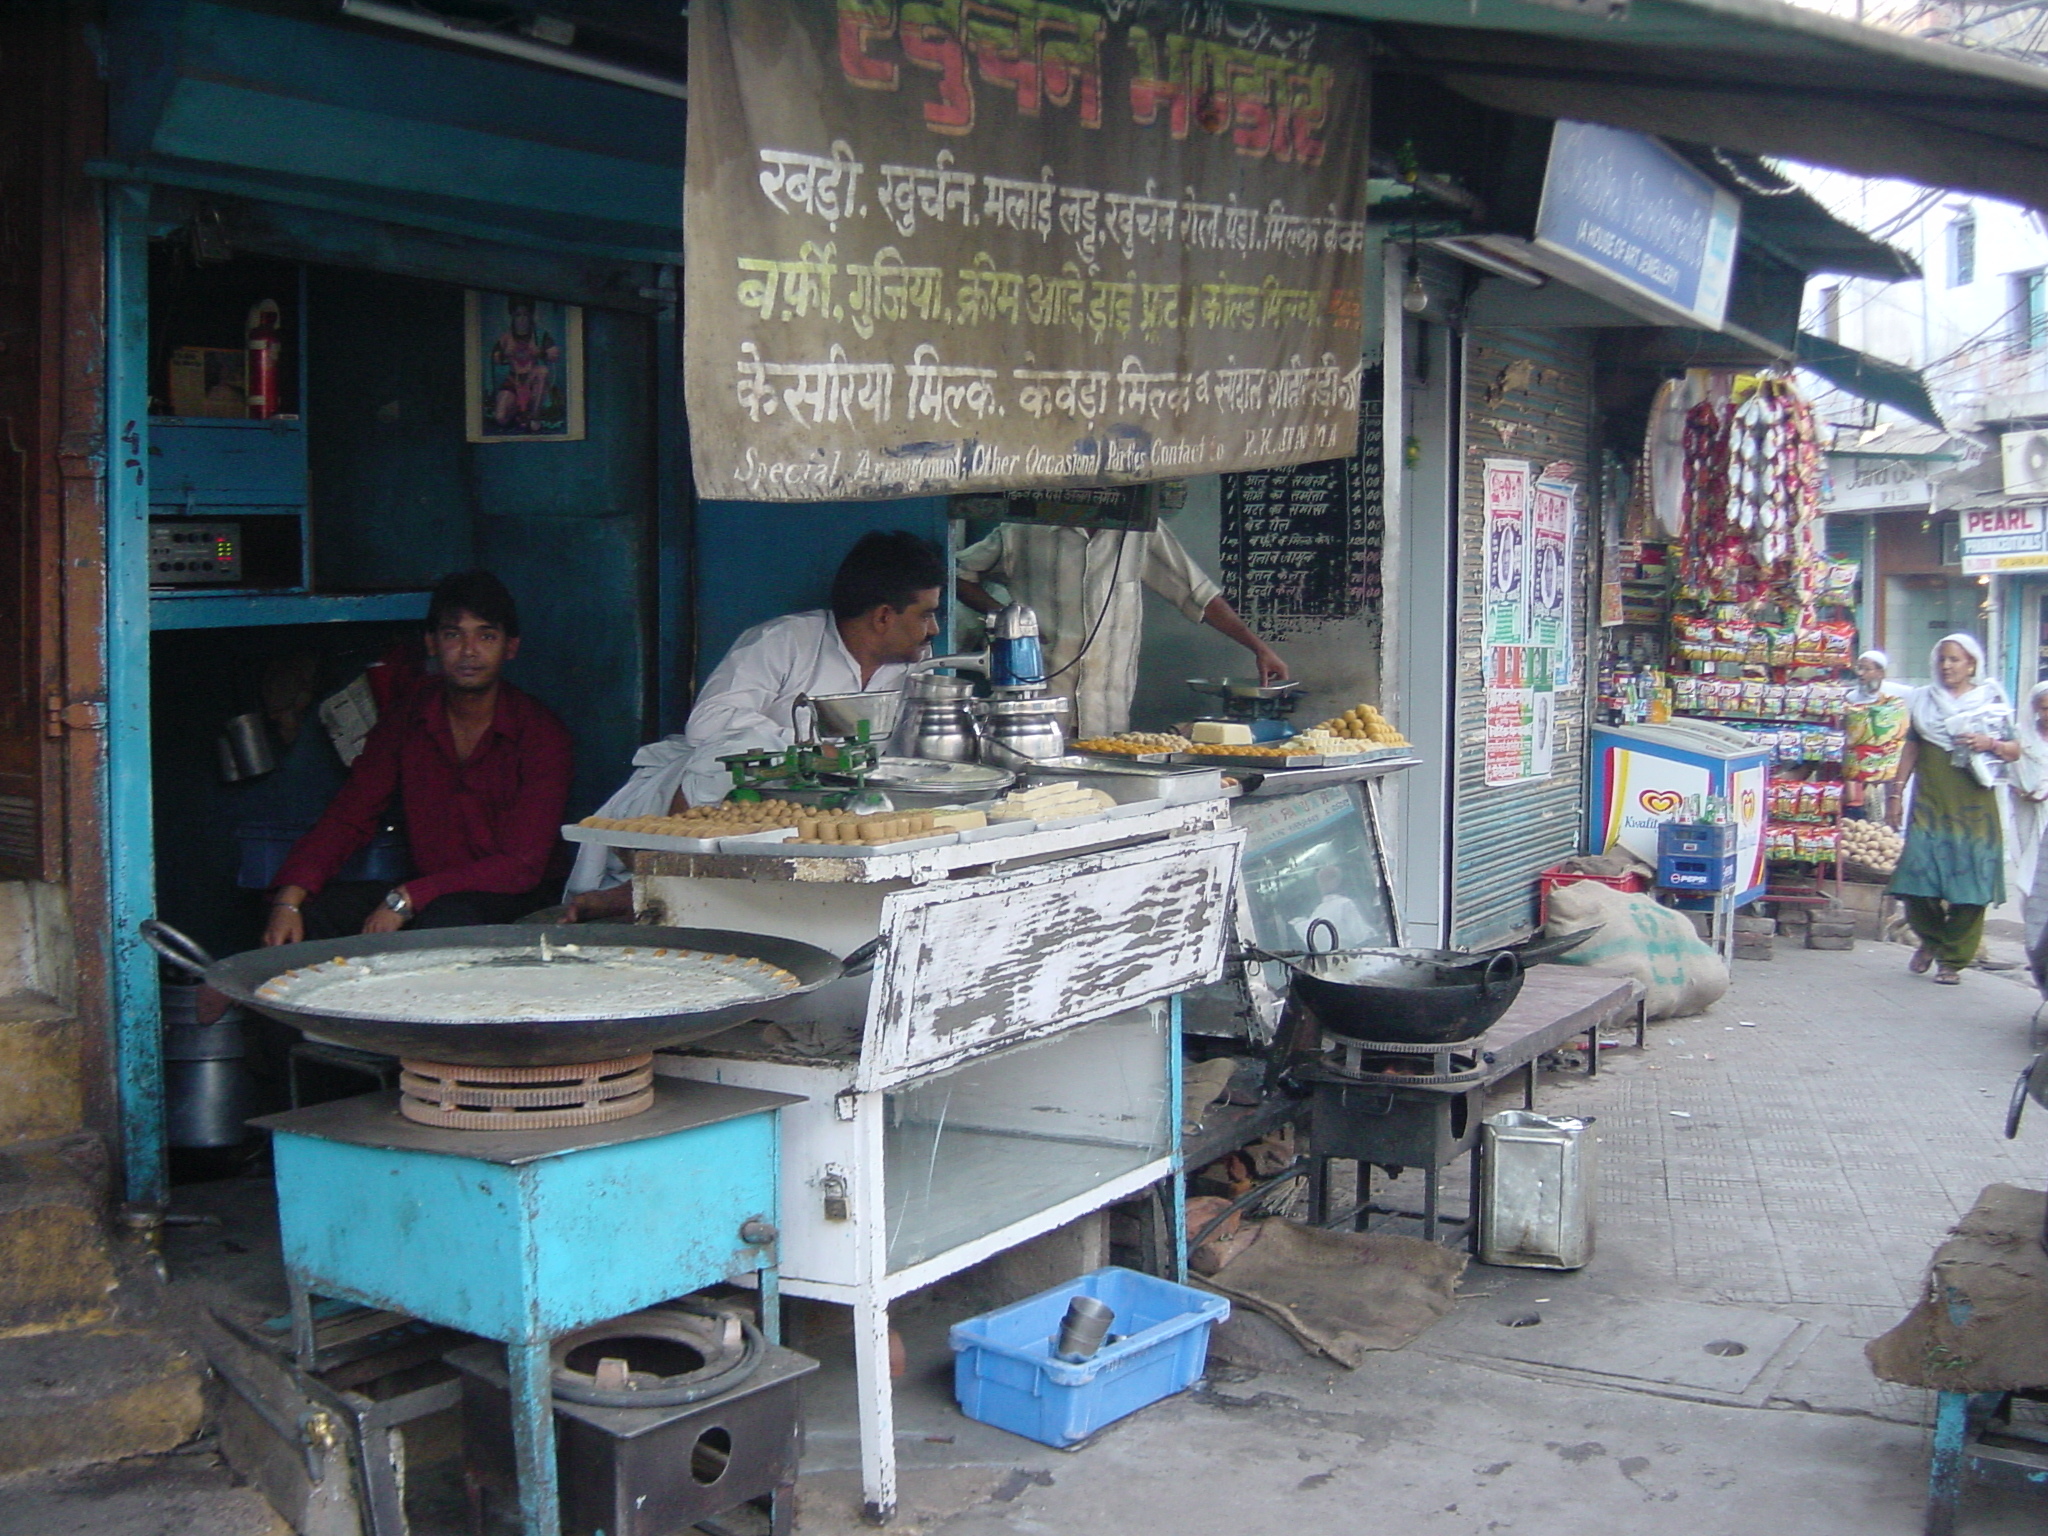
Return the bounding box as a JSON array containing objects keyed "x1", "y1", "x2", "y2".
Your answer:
[
  {"x1": 271, "y1": 706, "x2": 407, "y2": 897},
  {"x1": 402, "y1": 713, "x2": 574, "y2": 907}
]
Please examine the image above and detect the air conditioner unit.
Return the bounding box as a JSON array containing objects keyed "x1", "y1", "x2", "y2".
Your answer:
[{"x1": 2002, "y1": 429, "x2": 2048, "y2": 495}]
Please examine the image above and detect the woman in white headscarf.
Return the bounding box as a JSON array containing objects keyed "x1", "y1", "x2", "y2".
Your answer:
[
  {"x1": 2007, "y1": 681, "x2": 2048, "y2": 993},
  {"x1": 1889, "y1": 634, "x2": 2013, "y2": 983}
]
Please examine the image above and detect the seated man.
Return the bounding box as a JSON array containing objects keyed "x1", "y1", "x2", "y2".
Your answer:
[
  {"x1": 263, "y1": 570, "x2": 573, "y2": 945},
  {"x1": 565, "y1": 530, "x2": 943, "y2": 917}
]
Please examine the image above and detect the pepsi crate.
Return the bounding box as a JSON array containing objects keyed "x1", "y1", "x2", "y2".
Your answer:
[
  {"x1": 950, "y1": 1267, "x2": 1229, "y2": 1448},
  {"x1": 1657, "y1": 822, "x2": 1737, "y2": 892}
]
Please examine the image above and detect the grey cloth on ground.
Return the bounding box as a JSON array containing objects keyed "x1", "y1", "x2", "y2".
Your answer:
[{"x1": 1200, "y1": 1218, "x2": 1467, "y2": 1367}]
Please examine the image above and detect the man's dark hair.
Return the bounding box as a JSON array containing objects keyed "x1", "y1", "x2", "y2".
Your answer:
[
  {"x1": 427, "y1": 570, "x2": 520, "y2": 637},
  {"x1": 830, "y1": 531, "x2": 945, "y2": 622}
]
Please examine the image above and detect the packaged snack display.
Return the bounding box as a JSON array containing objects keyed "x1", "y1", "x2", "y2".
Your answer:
[{"x1": 1843, "y1": 696, "x2": 1909, "y2": 782}]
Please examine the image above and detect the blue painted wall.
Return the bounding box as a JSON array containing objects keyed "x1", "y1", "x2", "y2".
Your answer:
[
  {"x1": 691, "y1": 498, "x2": 950, "y2": 688},
  {"x1": 476, "y1": 306, "x2": 654, "y2": 818}
]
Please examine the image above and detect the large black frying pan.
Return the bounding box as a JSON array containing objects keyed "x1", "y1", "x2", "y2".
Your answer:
[
  {"x1": 143, "y1": 920, "x2": 875, "y2": 1067},
  {"x1": 1246, "y1": 921, "x2": 1526, "y2": 1046}
]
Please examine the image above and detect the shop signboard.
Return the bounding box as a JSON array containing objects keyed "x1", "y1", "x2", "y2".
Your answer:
[
  {"x1": 1960, "y1": 503, "x2": 2048, "y2": 572},
  {"x1": 1533, "y1": 121, "x2": 1740, "y2": 330},
  {"x1": 684, "y1": 0, "x2": 1375, "y2": 501},
  {"x1": 1822, "y1": 453, "x2": 1934, "y2": 513}
]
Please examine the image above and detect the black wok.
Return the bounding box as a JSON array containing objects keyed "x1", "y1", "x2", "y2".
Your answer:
[
  {"x1": 143, "y1": 920, "x2": 875, "y2": 1066},
  {"x1": 1248, "y1": 925, "x2": 1524, "y2": 1045}
]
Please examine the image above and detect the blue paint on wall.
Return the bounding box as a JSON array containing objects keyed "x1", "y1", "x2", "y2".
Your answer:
[
  {"x1": 692, "y1": 499, "x2": 949, "y2": 687},
  {"x1": 475, "y1": 306, "x2": 653, "y2": 818}
]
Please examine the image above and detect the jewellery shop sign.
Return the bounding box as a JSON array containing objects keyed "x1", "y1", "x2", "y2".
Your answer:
[
  {"x1": 684, "y1": 0, "x2": 1373, "y2": 501},
  {"x1": 1960, "y1": 504, "x2": 2048, "y2": 574}
]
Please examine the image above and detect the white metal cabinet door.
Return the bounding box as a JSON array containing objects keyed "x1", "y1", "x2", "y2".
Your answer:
[{"x1": 854, "y1": 828, "x2": 1242, "y2": 1092}]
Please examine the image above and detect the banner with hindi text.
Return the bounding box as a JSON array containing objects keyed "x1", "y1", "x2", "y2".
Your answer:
[{"x1": 684, "y1": 0, "x2": 1373, "y2": 501}]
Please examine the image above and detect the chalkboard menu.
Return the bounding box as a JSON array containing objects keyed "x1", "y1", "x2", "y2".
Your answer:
[{"x1": 1220, "y1": 370, "x2": 1384, "y2": 638}]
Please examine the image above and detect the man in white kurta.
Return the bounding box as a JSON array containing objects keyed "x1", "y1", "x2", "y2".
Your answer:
[
  {"x1": 565, "y1": 532, "x2": 942, "y2": 910},
  {"x1": 955, "y1": 521, "x2": 1287, "y2": 739}
]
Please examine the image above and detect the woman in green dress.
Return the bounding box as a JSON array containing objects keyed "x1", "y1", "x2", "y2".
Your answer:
[{"x1": 1890, "y1": 633, "x2": 2012, "y2": 984}]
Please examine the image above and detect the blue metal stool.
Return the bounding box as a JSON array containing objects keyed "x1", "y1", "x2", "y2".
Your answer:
[{"x1": 256, "y1": 1079, "x2": 797, "y2": 1536}]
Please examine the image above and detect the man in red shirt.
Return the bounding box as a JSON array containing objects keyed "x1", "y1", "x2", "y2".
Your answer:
[{"x1": 263, "y1": 570, "x2": 573, "y2": 946}]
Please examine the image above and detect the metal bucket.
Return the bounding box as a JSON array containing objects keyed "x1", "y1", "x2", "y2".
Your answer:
[
  {"x1": 162, "y1": 977, "x2": 256, "y2": 1150},
  {"x1": 1478, "y1": 1110, "x2": 1596, "y2": 1269}
]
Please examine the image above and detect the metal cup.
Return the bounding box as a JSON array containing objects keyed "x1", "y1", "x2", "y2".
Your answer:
[
  {"x1": 1055, "y1": 1294, "x2": 1114, "y2": 1362},
  {"x1": 219, "y1": 711, "x2": 275, "y2": 781}
]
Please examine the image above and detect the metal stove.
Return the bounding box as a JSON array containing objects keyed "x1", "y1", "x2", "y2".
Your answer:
[{"x1": 255, "y1": 1077, "x2": 798, "y2": 1536}]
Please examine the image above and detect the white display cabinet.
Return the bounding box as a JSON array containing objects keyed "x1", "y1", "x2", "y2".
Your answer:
[{"x1": 636, "y1": 815, "x2": 1239, "y2": 1521}]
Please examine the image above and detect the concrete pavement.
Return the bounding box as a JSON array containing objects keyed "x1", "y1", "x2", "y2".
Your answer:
[{"x1": 6, "y1": 934, "x2": 2045, "y2": 1536}]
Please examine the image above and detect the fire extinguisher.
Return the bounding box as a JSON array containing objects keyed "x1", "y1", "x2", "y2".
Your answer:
[{"x1": 245, "y1": 299, "x2": 282, "y2": 420}]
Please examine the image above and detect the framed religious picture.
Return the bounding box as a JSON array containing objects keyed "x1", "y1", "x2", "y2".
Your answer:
[{"x1": 464, "y1": 290, "x2": 585, "y2": 442}]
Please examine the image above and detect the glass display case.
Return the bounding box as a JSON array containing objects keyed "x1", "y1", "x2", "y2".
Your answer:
[{"x1": 882, "y1": 1003, "x2": 1171, "y2": 1272}]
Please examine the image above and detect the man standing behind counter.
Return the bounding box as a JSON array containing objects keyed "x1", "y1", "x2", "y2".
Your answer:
[
  {"x1": 263, "y1": 570, "x2": 573, "y2": 945},
  {"x1": 563, "y1": 530, "x2": 944, "y2": 916},
  {"x1": 955, "y1": 519, "x2": 1287, "y2": 741}
]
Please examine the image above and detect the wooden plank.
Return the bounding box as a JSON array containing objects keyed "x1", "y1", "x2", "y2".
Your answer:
[{"x1": 855, "y1": 830, "x2": 1242, "y2": 1092}]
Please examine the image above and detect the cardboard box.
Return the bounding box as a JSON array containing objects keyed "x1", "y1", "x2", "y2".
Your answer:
[{"x1": 167, "y1": 347, "x2": 247, "y2": 418}]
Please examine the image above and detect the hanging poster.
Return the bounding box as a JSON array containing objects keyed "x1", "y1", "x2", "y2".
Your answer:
[
  {"x1": 1483, "y1": 644, "x2": 1556, "y2": 787},
  {"x1": 684, "y1": 0, "x2": 1374, "y2": 501},
  {"x1": 1482, "y1": 458, "x2": 1530, "y2": 646},
  {"x1": 1528, "y1": 476, "x2": 1575, "y2": 684}
]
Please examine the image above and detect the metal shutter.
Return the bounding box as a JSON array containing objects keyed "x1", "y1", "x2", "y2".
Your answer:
[{"x1": 1450, "y1": 327, "x2": 1597, "y2": 946}]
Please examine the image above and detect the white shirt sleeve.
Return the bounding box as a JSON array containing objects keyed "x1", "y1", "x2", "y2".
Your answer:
[
  {"x1": 956, "y1": 525, "x2": 1010, "y2": 580},
  {"x1": 676, "y1": 620, "x2": 811, "y2": 808},
  {"x1": 1139, "y1": 524, "x2": 1222, "y2": 623}
]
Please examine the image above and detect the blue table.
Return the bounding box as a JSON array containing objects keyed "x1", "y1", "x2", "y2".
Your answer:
[{"x1": 258, "y1": 1080, "x2": 798, "y2": 1536}]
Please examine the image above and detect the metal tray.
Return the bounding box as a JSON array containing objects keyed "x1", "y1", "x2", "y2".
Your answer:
[
  {"x1": 1171, "y1": 750, "x2": 1327, "y2": 770},
  {"x1": 563, "y1": 822, "x2": 798, "y2": 855}
]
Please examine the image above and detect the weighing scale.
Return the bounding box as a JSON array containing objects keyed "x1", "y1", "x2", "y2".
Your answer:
[{"x1": 1186, "y1": 677, "x2": 1303, "y2": 743}]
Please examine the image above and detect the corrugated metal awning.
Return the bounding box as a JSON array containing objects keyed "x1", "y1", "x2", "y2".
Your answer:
[{"x1": 1301, "y1": 0, "x2": 2048, "y2": 211}]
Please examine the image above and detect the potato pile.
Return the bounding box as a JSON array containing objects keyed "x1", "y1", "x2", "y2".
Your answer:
[
  {"x1": 1314, "y1": 704, "x2": 1409, "y2": 748},
  {"x1": 1840, "y1": 819, "x2": 1903, "y2": 874}
]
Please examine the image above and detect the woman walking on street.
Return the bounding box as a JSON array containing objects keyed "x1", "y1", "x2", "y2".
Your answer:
[{"x1": 1890, "y1": 633, "x2": 2013, "y2": 984}]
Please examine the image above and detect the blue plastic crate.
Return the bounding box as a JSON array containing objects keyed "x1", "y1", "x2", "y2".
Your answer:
[
  {"x1": 1658, "y1": 851, "x2": 1738, "y2": 891},
  {"x1": 949, "y1": 1266, "x2": 1229, "y2": 1448},
  {"x1": 1657, "y1": 821, "x2": 1735, "y2": 860}
]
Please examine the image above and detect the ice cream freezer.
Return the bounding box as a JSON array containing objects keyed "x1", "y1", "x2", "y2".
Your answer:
[{"x1": 1589, "y1": 723, "x2": 1769, "y2": 905}]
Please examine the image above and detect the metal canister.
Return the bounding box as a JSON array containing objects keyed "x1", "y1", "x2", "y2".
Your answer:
[
  {"x1": 1477, "y1": 1110, "x2": 1596, "y2": 1269},
  {"x1": 162, "y1": 977, "x2": 256, "y2": 1150}
]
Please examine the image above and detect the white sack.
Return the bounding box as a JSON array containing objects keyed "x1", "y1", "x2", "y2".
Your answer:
[{"x1": 1544, "y1": 880, "x2": 1729, "y2": 1020}]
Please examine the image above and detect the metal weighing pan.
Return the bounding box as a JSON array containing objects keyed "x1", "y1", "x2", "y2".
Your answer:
[{"x1": 143, "y1": 920, "x2": 875, "y2": 1067}]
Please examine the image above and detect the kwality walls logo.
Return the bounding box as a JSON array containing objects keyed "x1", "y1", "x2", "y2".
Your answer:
[{"x1": 1637, "y1": 789, "x2": 1683, "y2": 816}]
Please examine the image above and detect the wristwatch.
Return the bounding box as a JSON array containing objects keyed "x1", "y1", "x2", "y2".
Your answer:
[{"x1": 382, "y1": 887, "x2": 414, "y2": 918}]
